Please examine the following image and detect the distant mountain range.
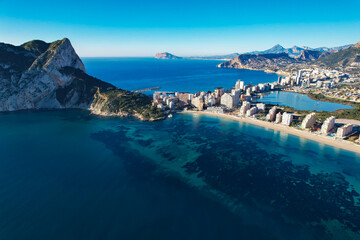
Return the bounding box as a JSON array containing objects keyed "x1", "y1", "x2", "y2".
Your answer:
[
  {"x1": 246, "y1": 44, "x2": 353, "y2": 57},
  {"x1": 155, "y1": 43, "x2": 353, "y2": 61},
  {"x1": 217, "y1": 41, "x2": 360, "y2": 76},
  {"x1": 0, "y1": 38, "x2": 164, "y2": 120}
]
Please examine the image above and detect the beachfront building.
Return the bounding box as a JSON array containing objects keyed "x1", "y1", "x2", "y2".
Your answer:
[
  {"x1": 231, "y1": 89, "x2": 241, "y2": 107},
  {"x1": 191, "y1": 96, "x2": 203, "y2": 109},
  {"x1": 205, "y1": 94, "x2": 216, "y2": 106},
  {"x1": 221, "y1": 93, "x2": 234, "y2": 109},
  {"x1": 214, "y1": 87, "x2": 225, "y2": 98},
  {"x1": 235, "y1": 80, "x2": 245, "y2": 91},
  {"x1": 256, "y1": 103, "x2": 266, "y2": 112},
  {"x1": 301, "y1": 113, "x2": 316, "y2": 129},
  {"x1": 266, "y1": 106, "x2": 277, "y2": 121},
  {"x1": 178, "y1": 93, "x2": 192, "y2": 106},
  {"x1": 246, "y1": 106, "x2": 258, "y2": 117},
  {"x1": 336, "y1": 124, "x2": 353, "y2": 138},
  {"x1": 275, "y1": 112, "x2": 282, "y2": 123},
  {"x1": 239, "y1": 101, "x2": 251, "y2": 116},
  {"x1": 321, "y1": 116, "x2": 336, "y2": 135},
  {"x1": 282, "y1": 112, "x2": 294, "y2": 126}
]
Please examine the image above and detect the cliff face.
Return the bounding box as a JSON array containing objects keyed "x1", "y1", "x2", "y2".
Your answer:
[
  {"x1": 217, "y1": 53, "x2": 299, "y2": 74},
  {"x1": 0, "y1": 38, "x2": 115, "y2": 111}
]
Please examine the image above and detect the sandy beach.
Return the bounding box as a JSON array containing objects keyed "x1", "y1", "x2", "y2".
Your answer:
[{"x1": 181, "y1": 110, "x2": 360, "y2": 154}]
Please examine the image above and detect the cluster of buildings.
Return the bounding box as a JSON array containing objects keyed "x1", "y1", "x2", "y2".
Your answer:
[
  {"x1": 152, "y1": 79, "x2": 357, "y2": 141},
  {"x1": 152, "y1": 80, "x2": 280, "y2": 111},
  {"x1": 300, "y1": 114, "x2": 355, "y2": 139},
  {"x1": 280, "y1": 69, "x2": 351, "y2": 89},
  {"x1": 282, "y1": 68, "x2": 360, "y2": 102}
]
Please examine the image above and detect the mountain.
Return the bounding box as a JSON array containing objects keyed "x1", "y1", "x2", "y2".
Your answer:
[
  {"x1": 314, "y1": 41, "x2": 360, "y2": 75},
  {"x1": 217, "y1": 53, "x2": 299, "y2": 75},
  {"x1": 247, "y1": 44, "x2": 286, "y2": 55},
  {"x1": 295, "y1": 50, "x2": 330, "y2": 61},
  {"x1": 0, "y1": 38, "x2": 163, "y2": 120},
  {"x1": 155, "y1": 52, "x2": 182, "y2": 59},
  {"x1": 314, "y1": 44, "x2": 353, "y2": 53},
  {"x1": 247, "y1": 44, "x2": 354, "y2": 58}
]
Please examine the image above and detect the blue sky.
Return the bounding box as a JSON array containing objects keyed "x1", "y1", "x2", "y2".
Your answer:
[{"x1": 0, "y1": 0, "x2": 359, "y2": 57}]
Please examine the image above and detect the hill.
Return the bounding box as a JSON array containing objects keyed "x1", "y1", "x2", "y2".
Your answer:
[{"x1": 314, "y1": 41, "x2": 360, "y2": 75}]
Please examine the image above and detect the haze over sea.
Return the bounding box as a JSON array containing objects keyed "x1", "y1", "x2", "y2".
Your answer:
[{"x1": 1, "y1": 58, "x2": 360, "y2": 240}]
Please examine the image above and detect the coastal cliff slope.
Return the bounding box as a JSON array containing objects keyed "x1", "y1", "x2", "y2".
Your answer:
[
  {"x1": 314, "y1": 41, "x2": 360, "y2": 75},
  {"x1": 0, "y1": 38, "x2": 116, "y2": 111},
  {"x1": 247, "y1": 44, "x2": 353, "y2": 57},
  {"x1": 217, "y1": 53, "x2": 299, "y2": 74},
  {"x1": 0, "y1": 38, "x2": 163, "y2": 120}
]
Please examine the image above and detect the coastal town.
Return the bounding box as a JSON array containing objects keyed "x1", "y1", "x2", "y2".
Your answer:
[{"x1": 152, "y1": 69, "x2": 360, "y2": 149}]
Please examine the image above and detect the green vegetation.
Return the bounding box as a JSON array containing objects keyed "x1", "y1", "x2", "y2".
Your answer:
[
  {"x1": 92, "y1": 89, "x2": 165, "y2": 121},
  {"x1": 307, "y1": 92, "x2": 359, "y2": 108},
  {"x1": 20, "y1": 40, "x2": 49, "y2": 57},
  {"x1": 316, "y1": 46, "x2": 360, "y2": 68}
]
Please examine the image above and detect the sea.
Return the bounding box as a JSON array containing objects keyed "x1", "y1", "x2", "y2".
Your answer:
[{"x1": 0, "y1": 58, "x2": 359, "y2": 240}]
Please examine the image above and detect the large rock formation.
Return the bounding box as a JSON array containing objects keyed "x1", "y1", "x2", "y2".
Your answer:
[
  {"x1": 0, "y1": 38, "x2": 115, "y2": 111},
  {"x1": 0, "y1": 38, "x2": 165, "y2": 121}
]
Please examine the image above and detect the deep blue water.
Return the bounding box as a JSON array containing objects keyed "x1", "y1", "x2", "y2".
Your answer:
[
  {"x1": 0, "y1": 110, "x2": 360, "y2": 240},
  {"x1": 82, "y1": 57, "x2": 279, "y2": 93},
  {"x1": 259, "y1": 91, "x2": 353, "y2": 111}
]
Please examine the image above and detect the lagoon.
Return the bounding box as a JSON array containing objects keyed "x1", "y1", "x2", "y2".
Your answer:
[{"x1": 259, "y1": 91, "x2": 354, "y2": 112}]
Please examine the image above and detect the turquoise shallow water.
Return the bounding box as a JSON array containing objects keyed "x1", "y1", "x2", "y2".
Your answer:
[{"x1": 0, "y1": 110, "x2": 360, "y2": 240}]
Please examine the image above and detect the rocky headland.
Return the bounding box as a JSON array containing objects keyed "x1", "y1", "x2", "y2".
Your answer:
[{"x1": 0, "y1": 38, "x2": 164, "y2": 121}]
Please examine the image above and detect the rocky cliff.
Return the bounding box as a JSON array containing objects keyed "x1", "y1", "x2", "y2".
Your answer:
[{"x1": 0, "y1": 38, "x2": 165, "y2": 121}]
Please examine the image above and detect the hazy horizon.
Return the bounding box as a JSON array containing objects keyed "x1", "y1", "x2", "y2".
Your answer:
[{"x1": 1, "y1": 0, "x2": 359, "y2": 57}]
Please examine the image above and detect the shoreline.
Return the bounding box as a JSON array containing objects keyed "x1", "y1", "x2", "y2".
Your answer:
[{"x1": 181, "y1": 110, "x2": 360, "y2": 154}]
